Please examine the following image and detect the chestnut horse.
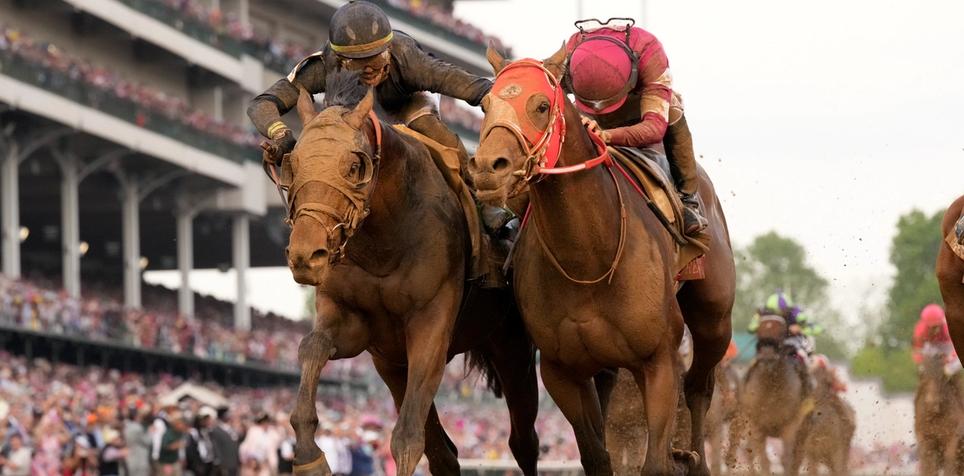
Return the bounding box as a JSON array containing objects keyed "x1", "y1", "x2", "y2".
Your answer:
[
  {"x1": 915, "y1": 351, "x2": 964, "y2": 475},
  {"x1": 798, "y1": 360, "x2": 855, "y2": 476},
  {"x1": 739, "y1": 316, "x2": 809, "y2": 476},
  {"x1": 939, "y1": 195, "x2": 964, "y2": 366},
  {"x1": 470, "y1": 45, "x2": 735, "y2": 476},
  {"x1": 279, "y1": 72, "x2": 539, "y2": 476}
]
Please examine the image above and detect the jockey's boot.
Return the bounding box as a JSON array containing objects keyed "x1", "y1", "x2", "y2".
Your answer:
[
  {"x1": 664, "y1": 103, "x2": 707, "y2": 236},
  {"x1": 680, "y1": 192, "x2": 709, "y2": 236}
]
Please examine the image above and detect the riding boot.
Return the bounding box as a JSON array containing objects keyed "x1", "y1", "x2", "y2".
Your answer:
[{"x1": 663, "y1": 106, "x2": 708, "y2": 236}]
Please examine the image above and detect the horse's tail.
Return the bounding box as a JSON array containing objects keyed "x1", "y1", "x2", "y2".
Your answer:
[
  {"x1": 464, "y1": 302, "x2": 536, "y2": 398},
  {"x1": 466, "y1": 348, "x2": 504, "y2": 398}
]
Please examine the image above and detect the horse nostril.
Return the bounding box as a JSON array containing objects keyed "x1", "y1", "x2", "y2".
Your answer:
[
  {"x1": 493, "y1": 157, "x2": 510, "y2": 172},
  {"x1": 284, "y1": 246, "x2": 290, "y2": 258},
  {"x1": 309, "y1": 249, "x2": 329, "y2": 264}
]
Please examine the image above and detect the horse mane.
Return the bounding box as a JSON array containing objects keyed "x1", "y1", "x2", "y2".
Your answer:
[{"x1": 323, "y1": 71, "x2": 370, "y2": 109}]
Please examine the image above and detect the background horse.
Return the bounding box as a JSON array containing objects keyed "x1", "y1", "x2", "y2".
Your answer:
[
  {"x1": 470, "y1": 45, "x2": 735, "y2": 476},
  {"x1": 915, "y1": 351, "x2": 964, "y2": 475},
  {"x1": 281, "y1": 72, "x2": 539, "y2": 476},
  {"x1": 739, "y1": 316, "x2": 807, "y2": 476},
  {"x1": 798, "y1": 360, "x2": 854, "y2": 476},
  {"x1": 939, "y1": 195, "x2": 964, "y2": 366}
]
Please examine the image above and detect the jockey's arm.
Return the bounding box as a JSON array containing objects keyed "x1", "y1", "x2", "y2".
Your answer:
[
  {"x1": 602, "y1": 44, "x2": 673, "y2": 147},
  {"x1": 247, "y1": 55, "x2": 327, "y2": 139},
  {"x1": 394, "y1": 34, "x2": 492, "y2": 107}
]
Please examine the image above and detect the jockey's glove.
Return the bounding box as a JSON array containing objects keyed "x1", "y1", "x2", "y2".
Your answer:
[{"x1": 262, "y1": 129, "x2": 297, "y2": 165}]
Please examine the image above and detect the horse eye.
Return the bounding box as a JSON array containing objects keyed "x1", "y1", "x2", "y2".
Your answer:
[{"x1": 537, "y1": 102, "x2": 550, "y2": 113}]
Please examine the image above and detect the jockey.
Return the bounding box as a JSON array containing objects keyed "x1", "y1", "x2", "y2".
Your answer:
[
  {"x1": 748, "y1": 291, "x2": 818, "y2": 362},
  {"x1": 563, "y1": 19, "x2": 708, "y2": 235},
  {"x1": 912, "y1": 304, "x2": 962, "y2": 375},
  {"x1": 810, "y1": 354, "x2": 847, "y2": 393},
  {"x1": 247, "y1": 1, "x2": 511, "y2": 230}
]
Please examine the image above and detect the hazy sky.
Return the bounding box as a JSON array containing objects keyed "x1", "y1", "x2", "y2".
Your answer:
[{"x1": 152, "y1": 0, "x2": 964, "y2": 321}]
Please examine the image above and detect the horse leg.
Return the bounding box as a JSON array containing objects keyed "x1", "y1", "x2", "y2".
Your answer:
[
  {"x1": 390, "y1": 288, "x2": 459, "y2": 476},
  {"x1": 371, "y1": 357, "x2": 460, "y2": 476},
  {"x1": 540, "y1": 359, "x2": 613, "y2": 476},
  {"x1": 781, "y1": 425, "x2": 804, "y2": 476},
  {"x1": 746, "y1": 425, "x2": 768, "y2": 476},
  {"x1": 678, "y1": 284, "x2": 733, "y2": 476},
  {"x1": 707, "y1": 424, "x2": 721, "y2": 475},
  {"x1": 484, "y1": 326, "x2": 540, "y2": 476},
  {"x1": 636, "y1": 343, "x2": 686, "y2": 476},
  {"x1": 291, "y1": 297, "x2": 367, "y2": 475},
  {"x1": 724, "y1": 411, "x2": 744, "y2": 473}
]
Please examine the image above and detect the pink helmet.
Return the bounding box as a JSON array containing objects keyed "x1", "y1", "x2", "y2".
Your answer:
[
  {"x1": 567, "y1": 32, "x2": 638, "y2": 115},
  {"x1": 920, "y1": 304, "x2": 946, "y2": 327}
]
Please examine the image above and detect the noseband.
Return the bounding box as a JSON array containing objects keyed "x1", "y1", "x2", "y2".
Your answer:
[{"x1": 265, "y1": 110, "x2": 383, "y2": 265}]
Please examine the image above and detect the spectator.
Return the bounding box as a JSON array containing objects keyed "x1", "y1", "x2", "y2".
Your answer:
[
  {"x1": 238, "y1": 412, "x2": 280, "y2": 476},
  {"x1": 315, "y1": 423, "x2": 352, "y2": 476},
  {"x1": 1, "y1": 433, "x2": 31, "y2": 476},
  {"x1": 158, "y1": 413, "x2": 188, "y2": 476},
  {"x1": 276, "y1": 423, "x2": 295, "y2": 476},
  {"x1": 123, "y1": 407, "x2": 153, "y2": 476},
  {"x1": 98, "y1": 428, "x2": 128, "y2": 476},
  {"x1": 185, "y1": 408, "x2": 216, "y2": 476},
  {"x1": 208, "y1": 409, "x2": 241, "y2": 476}
]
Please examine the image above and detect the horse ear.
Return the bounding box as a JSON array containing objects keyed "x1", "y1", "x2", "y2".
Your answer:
[
  {"x1": 486, "y1": 41, "x2": 506, "y2": 74},
  {"x1": 543, "y1": 41, "x2": 568, "y2": 80},
  {"x1": 295, "y1": 85, "x2": 317, "y2": 127},
  {"x1": 344, "y1": 88, "x2": 375, "y2": 130}
]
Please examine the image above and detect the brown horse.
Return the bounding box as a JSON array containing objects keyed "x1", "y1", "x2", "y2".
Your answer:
[
  {"x1": 915, "y1": 351, "x2": 964, "y2": 476},
  {"x1": 704, "y1": 361, "x2": 742, "y2": 475},
  {"x1": 280, "y1": 72, "x2": 539, "y2": 476},
  {"x1": 798, "y1": 361, "x2": 854, "y2": 476},
  {"x1": 939, "y1": 195, "x2": 964, "y2": 366},
  {"x1": 469, "y1": 45, "x2": 735, "y2": 476},
  {"x1": 739, "y1": 316, "x2": 808, "y2": 476}
]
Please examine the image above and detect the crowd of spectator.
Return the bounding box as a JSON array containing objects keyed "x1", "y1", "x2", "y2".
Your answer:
[
  {"x1": 439, "y1": 97, "x2": 482, "y2": 134},
  {"x1": 146, "y1": 0, "x2": 510, "y2": 73},
  {"x1": 0, "y1": 25, "x2": 261, "y2": 154},
  {"x1": 0, "y1": 350, "x2": 582, "y2": 476},
  {"x1": 0, "y1": 275, "x2": 315, "y2": 373}
]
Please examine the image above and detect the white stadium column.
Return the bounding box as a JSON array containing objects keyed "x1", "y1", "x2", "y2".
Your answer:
[
  {"x1": 232, "y1": 213, "x2": 251, "y2": 331},
  {"x1": 121, "y1": 179, "x2": 142, "y2": 308},
  {"x1": 58, "y1": 154, "x2": 81, "y2": 298},
  {"x1": 176, "y1": 207, "x2": 195, "y2": 317},
  {"x1": 1, "y1": 142, "x2": 20, "y2": 278}
]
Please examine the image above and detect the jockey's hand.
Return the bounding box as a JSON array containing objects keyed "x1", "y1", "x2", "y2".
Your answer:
[
  {"x1": 580, "y1": 116, "x2": 611, "y2": 144},
  {"x1": 261, "y1": 129, "x2": 297, "y2": 166}
]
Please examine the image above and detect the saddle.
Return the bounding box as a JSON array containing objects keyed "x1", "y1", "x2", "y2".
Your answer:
[
  {"x1": 391, "y1": 125, "x2": 495, "y2": 284},
  {"x1": 947, "y1": 214, "x2": 964, "y2": 263},
  {"x1": 608, "y1": 146, "x2": 709, "y2": 281}
]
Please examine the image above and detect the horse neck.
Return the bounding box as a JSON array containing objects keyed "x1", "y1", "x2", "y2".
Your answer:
[
  {"x1": 526, "y1": 99, "x2": 624, "y2": 265},
  {"x1": 345, "y1": 122, "x2": 436, "y2": 269}
]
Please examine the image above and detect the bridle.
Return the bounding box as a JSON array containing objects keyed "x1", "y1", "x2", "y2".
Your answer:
[
  {"x1": 480, "y1": 58, "x2": 626, "y2": 284},
  {"x1": 264, "y1": 110, "x2": 383, "y2": 265},
  {"x1": 479, "y1": 59, "x2": 613, "y2": 198}
]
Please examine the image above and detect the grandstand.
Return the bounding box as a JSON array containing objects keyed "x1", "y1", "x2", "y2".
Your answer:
[{"x1": 0, "y1": 1, "x2": 546, "y2": 473}]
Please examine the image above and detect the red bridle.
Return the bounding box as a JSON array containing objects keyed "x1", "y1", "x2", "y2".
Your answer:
[{"x1": 480, "y1": 58, "x2": 611, "y2": 192}]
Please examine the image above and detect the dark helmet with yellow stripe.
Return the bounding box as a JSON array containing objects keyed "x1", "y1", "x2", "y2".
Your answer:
[{"x1": 329, "y1": 1, "x2": 394, "y2": 59}]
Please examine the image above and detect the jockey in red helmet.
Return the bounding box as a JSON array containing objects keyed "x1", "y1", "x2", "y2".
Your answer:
[{"x1": 563, "y1": 18, "x2": 707, "y2": 235}]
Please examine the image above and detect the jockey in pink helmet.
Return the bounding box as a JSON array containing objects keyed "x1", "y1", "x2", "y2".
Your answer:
[
  {"x1": 913, "y1": 304, "x2": 962, "y2": 377},
  {"x1": 564, "y1": 19, "x2": 707, "y2": 235}
]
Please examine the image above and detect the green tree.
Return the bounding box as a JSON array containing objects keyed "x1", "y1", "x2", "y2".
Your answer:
[
  {"x1": 733, "y1": 231, "x2": 849, "y2": 359},
  {"x1": 879, "y1": 209, "x2": 944, "y2": 348}
]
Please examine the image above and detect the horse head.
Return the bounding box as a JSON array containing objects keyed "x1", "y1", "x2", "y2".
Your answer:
[
  {"x1": 282, "y1": 72, "x2": 379, "y2": 285},
  {"x1": 918, "y1": 351, "x2": 952, "y2": 409},
  {"x1": 469, "y1": 43, "x2": 569, "y2": 206},
  {"x1": 755, "y1": 313, "x2": 789, "y2": 354}
]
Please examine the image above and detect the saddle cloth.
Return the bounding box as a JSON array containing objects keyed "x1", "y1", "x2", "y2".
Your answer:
[
  {"x1": 948, "y1": 214, "x2": 964, "y2": 263},
  {"x1": 608, "y1": 146, "x2": 709, "y2": 280},
  {"x1": 391, "y1": 125, "x2": 487, "y2": 281}
]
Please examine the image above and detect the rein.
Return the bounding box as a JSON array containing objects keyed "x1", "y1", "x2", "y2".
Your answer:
[
  {"x1": 485, "y1": 59, "x2": 624, "y2": 284},
  {"x1": 264, "y1": 110, "x2": 383, "y2": 264}
]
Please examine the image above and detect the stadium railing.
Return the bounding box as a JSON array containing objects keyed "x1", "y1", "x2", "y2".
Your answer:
[{"x1": 0, "y1": 50, "x2": 261, "y2": 163}]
